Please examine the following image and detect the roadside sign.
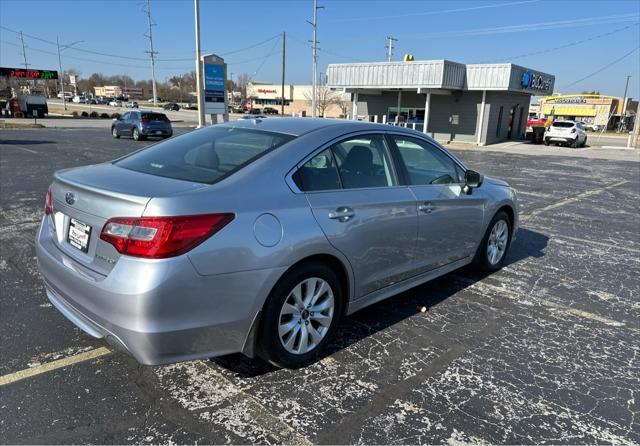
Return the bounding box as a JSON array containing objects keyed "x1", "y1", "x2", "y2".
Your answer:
[
  {"x1": 0, "y1": 67, "x2": 58, "y2": 80},
  {"x1": 202, "y1": 54, "x2": 227, "y2": 115}
]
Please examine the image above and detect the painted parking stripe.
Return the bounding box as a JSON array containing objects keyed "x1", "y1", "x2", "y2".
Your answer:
[
  {"x1": 521, "y1": 180, "x2": 627, "y2": 219},
  {"x1": 0, "y1": 347, "x2": 112, "y2": 386},
  {"x1": 1, "y1": 145, "x2": 39, "y2": 154}
]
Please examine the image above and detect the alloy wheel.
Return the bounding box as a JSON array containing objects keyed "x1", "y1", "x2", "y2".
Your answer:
[
  {"x1": 278, "y1": 277, "x2": 335, "y2": 355},
  {"x1": 487, "y1": 219, "x2": 509, "y2": 265}
]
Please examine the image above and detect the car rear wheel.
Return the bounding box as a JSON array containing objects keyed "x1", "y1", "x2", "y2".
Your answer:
[
  {"x1": 582, "y1": 136, "x2": 587, "y2": 147},
  {"x1": 544, "y1": 138, "x2": 550, "y2": 146},
  {"x1": 257, "y1": 262, "x2": 342, "y2": 368},
  {"x1": 571, "y1": 137, "x2": 579, "y2": 148},
  {"x1": 475, "y1": 211, "x2": 511, "y2": 272},
  {"x1": 111, "y1": 127, "x2": 119, "y2": 138},
  {"x1": 132, "y1": 128, "x2": 145, "y2": 141}
]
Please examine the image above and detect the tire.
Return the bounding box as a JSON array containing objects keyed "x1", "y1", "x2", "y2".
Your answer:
[
  {"x1": 132, "y1": 128, "x2": 144, "y2": 141},
  {"x1": 474, "y1": 211, "x2": 512, "y2": 272},
  {"x1": 571, "y1": 137, "x2": 579, "y2": 148},
  {"x1": 582, "y1": 136, "x2": 587, "y2": 147},
  {"x1": 257, "y1": 262, "x2": 343, "y2": 368},
  {"x1": 111, "y1": 127, "x2": 120, "y2": 138},
  {"x1": 544, "y1": 138, "x2": 550, "y2": 146}
]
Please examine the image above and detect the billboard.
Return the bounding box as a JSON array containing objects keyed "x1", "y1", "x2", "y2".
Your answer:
[
  {"x1": 202, "y1": 54, "x2": 227, "y2": 115},
  {"x1": 0, "y1": 67, "x2": 58, "y2": 80}
]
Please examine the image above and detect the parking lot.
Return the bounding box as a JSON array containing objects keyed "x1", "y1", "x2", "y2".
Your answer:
[{"x1": 1, "y1": 128, "x2": 638, "y2": 444}]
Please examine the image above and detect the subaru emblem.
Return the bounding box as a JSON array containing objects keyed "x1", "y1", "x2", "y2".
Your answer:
[{"x1": 65, "y1": 192, "x2": 76, "y2": 205}]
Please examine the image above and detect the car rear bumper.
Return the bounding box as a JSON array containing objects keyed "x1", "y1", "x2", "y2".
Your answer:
[
  {"x1": 140, "y1": 127, "x2": 172, "y2": 136},
  {"x1": 545, "y1": 135, "x2": 576, "y2": 143},
  {"x1": 36, "y1": 216, "x2": 285, "y2": 365}
]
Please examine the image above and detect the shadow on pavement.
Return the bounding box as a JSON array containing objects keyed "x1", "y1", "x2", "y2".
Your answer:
[
  {"x1": 0, "y1": 139, "x2": 56, "y2": 145},
  {"x1": 211, "y1": 227, "x2": 549, "y2": 377}
]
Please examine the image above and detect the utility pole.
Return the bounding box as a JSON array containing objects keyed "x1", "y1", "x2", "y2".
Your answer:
[
  {"x1": 281, "y1": 31, "x2": 286, "y2": 116},
  {"x1": 308, "y1": 0, "x2": 323, "y2": 118},
  {"x1": 55, "y1": 37, "x2": 83, "y2": 111},
  {"x1": 19, "y1": 31, "x2": 29, "y2": 69},
  {"x1": 619, "y1": 75, "x2": 631, "y2": 132},
  {"x1": 386, "y1": 35, "x2": 398, "y2": 62},
  {"x1": 194, "y1": 0, "x2": 205, "y2": 127},
  {"x1": 145, "y1": 0, "x2": 158, "y2": 106},
  {"x1": 56, "y1": 36, "x2": 66, "y2": 110}
]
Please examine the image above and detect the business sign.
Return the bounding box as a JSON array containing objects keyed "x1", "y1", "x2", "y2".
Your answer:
[
  {"x1": 69, "y1": 75, "x2": 77, "y2": 85},
  {"x1": 542, "y1": 96, "x2": 612, "y2": 105},
  {"x1": 257, "y1": 88, "x2": 277, "y2": 94},
  {"x1": 521, "y1": 70, "x2": 552, "y2": 92},
  {"x1": 0, "y1": 67, "x2": 58, "y2": 80},
  {"x1": 202, "y1": 54, "x2": 227, "y2": 114}
]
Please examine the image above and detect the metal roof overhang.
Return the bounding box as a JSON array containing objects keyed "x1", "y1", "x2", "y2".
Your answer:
[{"x1": 327, "y1": 60, "x2": 555, "y2": 96}]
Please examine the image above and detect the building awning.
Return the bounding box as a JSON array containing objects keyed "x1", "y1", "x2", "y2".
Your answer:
[{"x1": 543, "y1": 105, "x2": 597, "y2": 116}]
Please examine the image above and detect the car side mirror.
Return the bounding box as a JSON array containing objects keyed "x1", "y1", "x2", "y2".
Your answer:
[{"x1": 464, "y1": 170, "x2": 483, "y2": 189}]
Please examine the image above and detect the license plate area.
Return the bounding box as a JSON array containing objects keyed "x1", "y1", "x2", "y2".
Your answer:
[{"x1": 67, "y1": 218, "x2": 92, "y2": 253}]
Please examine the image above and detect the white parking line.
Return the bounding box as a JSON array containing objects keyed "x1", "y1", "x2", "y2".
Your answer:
[
  {"x1": 0, "y1": 347, "x2": 112, "y2": 386},
  {"x1": 522, "y1": 180, "x2": 627, "y2": 219},
  {"x1": 2, "y1": 145, "x2": 39, "y2": 154}
]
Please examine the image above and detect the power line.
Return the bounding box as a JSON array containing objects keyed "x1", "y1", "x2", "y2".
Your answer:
[
  {"x1": 0, "y1": 25, "x2": 283, "y2": 63},
  {"x1": 560, "y1": 46, "x2": 640, "y2": 90},
  {"x1": 477, "y1": 22, "x2": 640, "y2": 63},
  {"x1": 325, "y1": 0, "x2": 540, "y2": 23}
]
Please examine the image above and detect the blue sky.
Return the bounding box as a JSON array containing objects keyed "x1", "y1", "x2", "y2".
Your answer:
[{"x1": 1, "y1": 0, "x2": 639, "y2": 97}]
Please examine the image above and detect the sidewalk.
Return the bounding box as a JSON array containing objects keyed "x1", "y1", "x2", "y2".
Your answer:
[{"x1": 443, "y1": 140, "x2": 639, "y2": 162}]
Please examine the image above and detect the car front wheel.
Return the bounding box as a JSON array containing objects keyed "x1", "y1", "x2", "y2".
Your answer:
[
  {"x1": 258, "y1": 263, "x2": 342, "y2": 368},
  {"x1": 475, "y1": 211, "x2": 511, "y2": 272},
  {"x1": 111, "y1": 127, "x2": 119, "y2": 138}
]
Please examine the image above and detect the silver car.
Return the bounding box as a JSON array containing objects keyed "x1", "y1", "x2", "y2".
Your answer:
[{"x1": 36, "y1": 118, "x2": 518, "y2": 368}]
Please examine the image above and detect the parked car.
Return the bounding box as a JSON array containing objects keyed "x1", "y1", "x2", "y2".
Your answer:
[
  {"x1": 583, "y1": 123, "x2": 601, "y2": 132},
  {"x1": 125, "y1": 101, "x2": 139, "y2": 109},
  {"x1": 249, "y1": 107, "x2": 262, "y2": 115},
  {"x1": 108, "y1": 99, "x2": 123, "y2": 107},
  {"x1": 37, "y1": 118, "x2": 518, "y2": 368},
  {"x1": 111, "y1": 111, "x2": 172, "y2": 141},
  {"x1": 238, "y1": 114, "x2": 267, "y2": 119},
  {"x1": 163, "y1": 102, "x2": 180, "y2": 111},
  {"x1": 544, "y1": 120, "x2": 588, "y2": 147},
  {"x1": 263, "y1": 107, "x2": 279, "y2": 115}
]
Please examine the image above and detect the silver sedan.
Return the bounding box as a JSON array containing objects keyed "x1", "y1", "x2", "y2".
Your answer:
[{"x1": 36, "y1": 118, "x2": 518, "y2": 368}]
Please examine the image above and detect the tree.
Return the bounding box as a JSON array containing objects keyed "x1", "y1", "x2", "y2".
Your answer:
[
  {"x1": 303, "y1": 85, "x2": 342, "y2": 117},
  {"x1": 580, "y1": 90, "x2": 600, "y2": 95},
  {"x1": 235, "y1": 73, "x2": 250, "y2": 100},
  {"x1": 337, "y1": 98, "x2": 351, "y2": 118}
]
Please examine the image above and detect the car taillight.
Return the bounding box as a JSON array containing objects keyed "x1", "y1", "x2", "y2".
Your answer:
[
  {"x1": 571, "y1": 128, "x2": 576, "y2": 133},
  {"x1": 100, "y1": 213, "x2": 234, "y2": 259},
  {"x1": 141, "y1": 116, "x2": 150, "y2": 123},
  {"x1": 44, "y1": 184, "x2": 53, "y2": 215}
]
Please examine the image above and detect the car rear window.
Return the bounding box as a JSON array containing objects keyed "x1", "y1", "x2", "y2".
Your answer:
[
  {"x1": 552, "y1": 122, "x2": 574, "y2": 128},
  {"x1": 115, "y1": 126, "x2": 294, "y2": 184},
  {"x1": 142, "y1": 113, "x2": 168, "y2": 121}
]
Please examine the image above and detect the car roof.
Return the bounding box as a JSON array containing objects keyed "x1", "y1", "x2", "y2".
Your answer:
[
  {"x1": 553, "y1": 120, "x2": 576, "y2": 124},
  {"x1": 220, "y1": 117, "x2": 417, "y2": 137}
]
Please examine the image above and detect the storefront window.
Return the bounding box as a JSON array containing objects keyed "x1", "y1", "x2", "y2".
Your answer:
[{"x1": 387, "y1": 107, "x2": 425, "y2": 123}]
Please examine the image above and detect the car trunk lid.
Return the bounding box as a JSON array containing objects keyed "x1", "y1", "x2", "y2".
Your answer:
[{"x1": 49, "y1": 163, "x2": 205, "y2": 275}]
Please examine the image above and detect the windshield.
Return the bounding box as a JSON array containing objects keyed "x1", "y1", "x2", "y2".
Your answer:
[
  {"x1": 553, "y1": 122, "x2": 574, "y2": 128},
  {"x1": 115, "y1": 126, "x2": 294, "y2": 184}
]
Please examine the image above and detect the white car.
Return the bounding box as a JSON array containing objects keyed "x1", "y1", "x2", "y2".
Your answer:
[
  {"x1": 109, "y1": 100, "x2": 123, "y2": 107},
  {"x1": 544, "y1": 120, "x2": 588, "y2": 148}
]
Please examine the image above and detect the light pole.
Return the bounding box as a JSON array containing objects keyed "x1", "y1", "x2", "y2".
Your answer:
[
  {"x1": 56, "y1": 36, "x2": 83, "y2": 111},
  {"x1": 308, "y1": 0, "x2": 323, "y2": 118},
  {"x1": 194, "y1": 0, "x2": 205, "y2": 127}
]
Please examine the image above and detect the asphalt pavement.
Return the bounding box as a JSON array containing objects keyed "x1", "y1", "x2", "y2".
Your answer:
[{"x1": 1, "y1": 128, "x2": 638, "y2": 444}]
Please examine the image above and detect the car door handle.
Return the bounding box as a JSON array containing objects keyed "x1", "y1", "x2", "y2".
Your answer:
[
  {"x1": 328, "y1": 207, "x2": 355, "y2": 222},
  {"x1": 418, "y1": 202, "x2": 436, "y2": 213}
]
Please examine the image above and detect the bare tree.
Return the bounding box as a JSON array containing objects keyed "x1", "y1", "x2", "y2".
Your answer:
[
  {"x1": 337, "y1": 98, "x2": 350, "y2": 118},
  {"x1": 235, "y1": 73, "x2": 250, "y2": 100},
  {"x1": 304, "y1": 85, "x2": 341, "y2": 117}
]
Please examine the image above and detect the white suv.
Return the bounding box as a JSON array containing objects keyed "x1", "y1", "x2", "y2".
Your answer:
[{"x1": 544, "y1": 120, "x2": 588, "y2": 148}]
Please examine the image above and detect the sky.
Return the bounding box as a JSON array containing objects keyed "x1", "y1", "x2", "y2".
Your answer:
[{"x1": 1, "y1": 0, "x2": 639, "y2": 97}]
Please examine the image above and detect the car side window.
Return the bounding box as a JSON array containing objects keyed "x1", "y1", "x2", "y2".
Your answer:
[
  {"x1": 331, "y1": 134, "x2": 398, "y2": 189},
  {"x1": 294, "y1": 149, "x2": 341, "y2": 191},
  {"x1": 392, "y1": 136, "x2": 463, "y2": 185},
  {"x1": 121, "y1": 112, "x2": 131, "y2": 121}
]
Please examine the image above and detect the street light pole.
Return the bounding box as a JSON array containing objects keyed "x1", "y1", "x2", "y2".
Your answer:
[
  {"x1": 194, "y1": 0, "x2": 205, "y2": 128},
  {"x1": 308, "y1": 0, "x2": 322, "y2": 118}
]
